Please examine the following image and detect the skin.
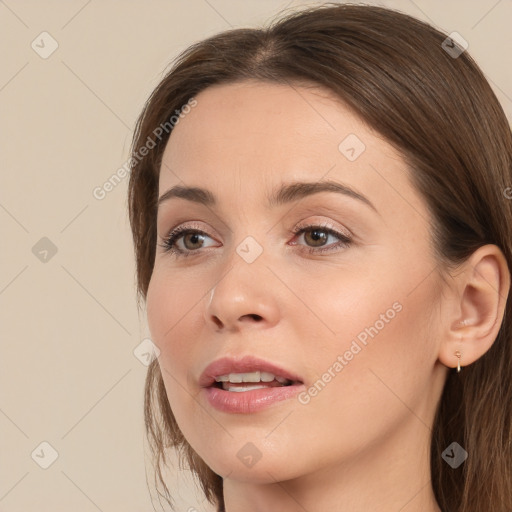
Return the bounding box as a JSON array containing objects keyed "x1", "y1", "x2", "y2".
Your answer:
[{"x1": 146, "y1": 81, "x2": 510, "y2": 512}]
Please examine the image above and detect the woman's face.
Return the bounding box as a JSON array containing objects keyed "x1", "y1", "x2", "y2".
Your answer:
[{"x1": 146, "y1": 81, "x2": 450, "y2": 481}]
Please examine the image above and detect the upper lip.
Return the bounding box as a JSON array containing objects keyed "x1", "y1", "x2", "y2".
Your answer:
[{"x1": 199, "y1": 355, "x2": 304, "y2": 388}]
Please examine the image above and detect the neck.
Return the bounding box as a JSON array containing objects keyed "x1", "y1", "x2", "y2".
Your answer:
[{"x1": 222, "y1": 416, "x2": 442, "y2": 512}]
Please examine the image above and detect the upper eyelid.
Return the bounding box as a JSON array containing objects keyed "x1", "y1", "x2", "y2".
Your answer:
[
  {"x1": 161, "y1": 222, "x2": 351, "y2": 250},
  {"x1": 157, "y1": 200, "x2": 363, "y2": 233},
  {"x1": 294, "y1": 219, "x2": 352, "y2": 237},
  {"x1": 160, "y1": 215, "x2": 353, "y2": 237},
  {"x1": 165, "y1": 223, "x2": 346, "y2": 238},
  {"x1": 162, "y1": 221, "x2": 219, "y2": 241}
]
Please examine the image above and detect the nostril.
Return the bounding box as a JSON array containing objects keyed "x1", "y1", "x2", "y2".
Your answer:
[
  {"x1": 212, "y1": 316, "x2": 223, "y2": 328},
  {"x1": 244, "y1": 314, "x2": 263, "y2": 321}
]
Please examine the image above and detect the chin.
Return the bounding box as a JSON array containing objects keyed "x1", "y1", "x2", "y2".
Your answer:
[{"x1": 197, "y1": 444, "x2": 304, "y2": 483}]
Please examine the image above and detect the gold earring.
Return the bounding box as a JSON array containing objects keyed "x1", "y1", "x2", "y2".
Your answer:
[{"x1": 455, "y1": 350, "x2": 462, "y2": 372}]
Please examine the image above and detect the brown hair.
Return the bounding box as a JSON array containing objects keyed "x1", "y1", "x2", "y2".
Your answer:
[{"x1": 128, "y1": 4, "x2": 512, "y2": 511}]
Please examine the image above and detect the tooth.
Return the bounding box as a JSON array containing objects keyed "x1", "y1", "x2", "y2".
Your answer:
[
  {"x1": 215, "y1": 372, "x2": 292, "y2": 384},
  {"x1": 242, "y1": 371, "x2": 260, "y2": 382},
  {"x1": 222, "y1": 383, "x2": 270, "y2": 392}
]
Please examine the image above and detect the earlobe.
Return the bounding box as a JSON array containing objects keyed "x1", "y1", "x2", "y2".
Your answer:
[{"x1": 438, "y1": 244, "x2": 510, "y2": 371}]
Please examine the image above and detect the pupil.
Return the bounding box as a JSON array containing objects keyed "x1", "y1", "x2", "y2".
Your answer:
[
  {"x1": 307, "y1": 229, "x2": 327, "y2": 246},
  {"x1": 185, "y1": 233, "x2": 203, "y2": 249}
]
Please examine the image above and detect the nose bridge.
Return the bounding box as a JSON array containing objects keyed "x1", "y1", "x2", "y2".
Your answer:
[{"x1": 204, "y1": 234, "x2": 280, "y2": 331}]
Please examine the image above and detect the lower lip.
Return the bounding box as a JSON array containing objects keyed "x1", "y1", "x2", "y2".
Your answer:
[{"x1": 203, "y1": 384, "x2": 305, "y2": 413}]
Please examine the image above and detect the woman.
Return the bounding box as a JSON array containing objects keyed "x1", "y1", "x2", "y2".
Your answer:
[{"x1": 128, "y1": 4, "x2": 512, "y2": 511}]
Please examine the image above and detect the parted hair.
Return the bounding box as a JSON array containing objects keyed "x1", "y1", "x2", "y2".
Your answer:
[{"x1": 128, "y1": 4, "x2": 512, "y2": 511}]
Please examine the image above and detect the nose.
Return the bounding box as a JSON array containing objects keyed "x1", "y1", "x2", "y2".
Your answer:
[{"x1": 204, "y1": 252, "x2": 281, "y2": 332}]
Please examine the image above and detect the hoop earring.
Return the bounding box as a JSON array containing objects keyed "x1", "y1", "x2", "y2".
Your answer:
[{"x1": 455, "y1": 350, "x2": 462, "y2": 373}]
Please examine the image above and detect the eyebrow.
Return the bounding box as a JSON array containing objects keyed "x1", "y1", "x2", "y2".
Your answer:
[{"x1": 157, "y1": 180, "x2": 378, "y2": 213}]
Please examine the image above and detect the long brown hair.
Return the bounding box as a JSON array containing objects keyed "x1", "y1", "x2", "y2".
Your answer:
[{"x1": 128, "y1": 4, "x2": 512, "y2": 511}]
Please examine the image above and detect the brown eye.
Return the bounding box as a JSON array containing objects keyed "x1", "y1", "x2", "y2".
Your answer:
[
  {"x1": 160, "y1": 227, "x2": 218, "y2": 256},
  {"x1": 303, "y1": 228, "x2": 329, "y2": 247},
  {"x1": 182, "y1": 232, "x2": 206, "y2": 250},
  {"x1": 292, "y1": 224, "x2": 352, "y2": 254}
]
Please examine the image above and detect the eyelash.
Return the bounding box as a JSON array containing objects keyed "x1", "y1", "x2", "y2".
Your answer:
[{"x1": 158, "y1": 223, "x2": 352, "y2": 258}]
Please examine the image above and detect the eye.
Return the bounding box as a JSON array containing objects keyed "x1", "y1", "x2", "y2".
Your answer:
[
  {"x1": 290, "y1": 223, "x2": 352, "y2": 254},
  {"x1": 158, "y1": 222, "x2": 353, "y2": 258},
  {"x1": 158, "y1": 225, "x2": 219, "y2": 256}
]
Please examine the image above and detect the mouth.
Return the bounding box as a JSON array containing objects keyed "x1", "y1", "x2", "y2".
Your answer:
[
  {"x1": 212, "y1": 371, "x2": 299, "y2": 392},
  {"x1": 199, "y1": 355, "x2": 304, "y2": 390},
  {"x1": 199, "y1": 355, "x2": 305, "y2": 413}
]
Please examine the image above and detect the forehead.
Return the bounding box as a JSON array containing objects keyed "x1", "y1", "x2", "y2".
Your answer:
[
  {"x1": 161, "y1": 81, "x2": 368, "y2": 172},
  {"x1": 157, "y1": 81, "x2": 425, "y2": 228}
]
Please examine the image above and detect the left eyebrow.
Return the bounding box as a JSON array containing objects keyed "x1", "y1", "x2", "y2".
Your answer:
[
  {"x1": 157, "y1": 179, "x2": 378, "y2": 214},
  {"x1": 268, "y1": 180, "x2": 378, "y2": 213}
]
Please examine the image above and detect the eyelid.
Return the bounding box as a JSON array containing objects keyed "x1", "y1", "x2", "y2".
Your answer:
[
  {"x1": 158, "y1": 221, "x2": 220, "y2": 253},
  {"x1": 288, "y1": 222, "x2": 352, "y2": 255},
  {"x1": 292, "y1": 218, "x2": 353, "y2": 239},
  {"x1": 161, "y1": 220, "x2": 217, "y2": 239},
  {"x1": 158, "y1": 217, "x2": 355, "y2": 257}
]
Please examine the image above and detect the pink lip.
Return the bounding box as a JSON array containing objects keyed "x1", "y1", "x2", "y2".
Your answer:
[
  {"x1": 199, "y1": 355, "x2": 305, "y2": 414},
  {"x1": 199, "y1": 355, "x2": 303, "y2": 388}
]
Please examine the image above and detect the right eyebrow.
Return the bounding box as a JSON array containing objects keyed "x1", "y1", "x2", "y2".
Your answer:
[
  {"x1": 157, "y1": 185, "x2": 215, "y2": 207},
  {"x1": 157, "y1": 180, "x2": 378, "y2": 215}
]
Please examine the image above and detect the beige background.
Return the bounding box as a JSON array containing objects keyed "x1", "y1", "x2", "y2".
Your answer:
[{"x1": 1, "y1": 1, "x2": 511, "y2": 511}]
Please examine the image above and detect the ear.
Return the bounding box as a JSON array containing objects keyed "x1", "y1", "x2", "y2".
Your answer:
[{"x1": 438, "y1": 244, "x2": 510, "y2": 371}]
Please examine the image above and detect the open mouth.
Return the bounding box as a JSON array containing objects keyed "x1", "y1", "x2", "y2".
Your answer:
[
  {"x1": 201, "y1": 359, "x2": 306, "y2": 413},
  {"x1": 212, "y1": 371, "x2": 301, "y2": 392}
]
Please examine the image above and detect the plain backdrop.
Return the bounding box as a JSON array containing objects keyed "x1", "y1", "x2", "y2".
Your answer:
[{"x1": 1, "y1": 1, "x2": 511, "y2": 511}]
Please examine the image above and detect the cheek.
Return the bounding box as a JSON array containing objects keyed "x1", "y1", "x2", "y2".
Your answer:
[
  {"x1": 146, "y1": 269, "x2": 199, "y2": 420},
  {"x1": 146, "y1": 266, "x2": 202, "y2": 347},
  {"x1": 308, "y1": 268, "x2": 441, "y2": 416},
  {"x1": 299, "y1": 250, "x2": 440, "y2": 389},
  {"x1": 282, "y1": 281, "x2": 440, "y2": 469},
  {"x1": 146, "y1": 271, "x2": 171, "y2": 350},
  {"x1": 145, "y1": 267, "x2": 202, "y2": 397}
]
